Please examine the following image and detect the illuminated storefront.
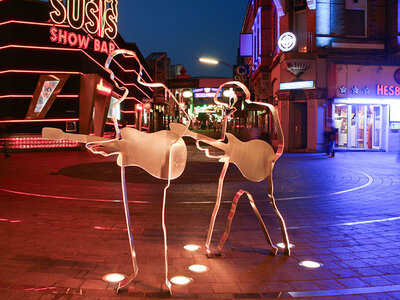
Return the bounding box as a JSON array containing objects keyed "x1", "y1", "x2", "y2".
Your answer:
[
  {"x1": 0, "y1": 0, "x2": 153, "y2": 150},
  {"x1": 334, "y1": 65, "x2": 400, "y2": 151}
]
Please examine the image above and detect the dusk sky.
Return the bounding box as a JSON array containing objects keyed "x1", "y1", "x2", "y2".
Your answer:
[{"x1": 117, "y1": 1, "x2": 249, "y2": 78}]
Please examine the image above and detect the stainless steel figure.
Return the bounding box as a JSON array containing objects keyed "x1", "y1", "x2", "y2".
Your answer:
[{"x1": 170, "y1": 81, "x2": 291, "y2": 257}]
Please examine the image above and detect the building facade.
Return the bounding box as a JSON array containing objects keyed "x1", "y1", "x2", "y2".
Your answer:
[
  {"x1": 0, "y1": 0, "x2": 153, "y2": 150},
  {"x1": 240, "y1": 0, "x2": 400, "y2": 152}
]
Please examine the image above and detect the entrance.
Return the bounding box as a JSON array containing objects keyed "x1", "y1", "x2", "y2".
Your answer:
[
  {"x1": 292, "y1": 102, "x2": 307, "y2": 149},
  {"x1": 334, "y1": 104, "x2": 382, "y2": 150}
]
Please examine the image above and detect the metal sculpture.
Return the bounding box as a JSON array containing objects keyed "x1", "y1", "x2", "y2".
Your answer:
[
  {"x1": 170, "y1": 81, "x2": 290, "y2": 257},
  {"x1": 42, "y1": 49, "x2": 190, "y2": 295}
]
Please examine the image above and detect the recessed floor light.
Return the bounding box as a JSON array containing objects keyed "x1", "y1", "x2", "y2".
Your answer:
[
  {"x1": 188, "y1": 264, "x2": 208, "y2": 273},
  {"x1": 184, "y1": 244, "x2": 201, "y2": 251},
  {"x1": 102, "y1": 273, "x2": 126, "y2": 283},
  {"x1": 276, "y1": 242, "x2": 295, "y2": 249},
  {"x1": 170, "y1": 276, "x2": 192, "y2": 285},
  {"x1": 299, "y1": 260, "x2": 323, "y2": 269}
]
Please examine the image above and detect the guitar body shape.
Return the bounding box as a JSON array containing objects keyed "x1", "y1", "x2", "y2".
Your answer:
[
  {"x1": 42, "y1": 127, "x2": 187, "y2": 180},
  {"x1": 115, "y1": 128, "x2": 187, "y2": 180},
  {"x1": 222, "y1": 133, "x2": 275, "y2": 182},
  {"x1": 169, "y1": 123, "x2": 275, "y2": 182}
]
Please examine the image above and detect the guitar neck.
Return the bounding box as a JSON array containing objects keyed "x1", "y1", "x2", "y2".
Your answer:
[
  {"x1": 42, "y1": 127, "x2": 112, "y2": 144},
  {"x1": 64, "y1": 132, "x2": 110, "y2": 144}
]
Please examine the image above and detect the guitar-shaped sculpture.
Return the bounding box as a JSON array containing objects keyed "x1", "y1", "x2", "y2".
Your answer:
[
  {"x1": 42, "y1": 49, "x2": 191, "y2": 296},
  {"x1": 42, "y1": 127, "x2": 187, "y2": 180},
  {"x1": 170, "y1": 81, "x2": 290, "y2": 257},
  {"x1": 169, "y1": 123, "x2": 275, "y2": 182}
]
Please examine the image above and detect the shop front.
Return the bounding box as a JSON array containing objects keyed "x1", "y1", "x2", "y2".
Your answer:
[
  {"x1": 333, "y1": 103, "x2": 387, "y2": 150},
  {"x1": 334, "y1": 64, "x2": 400, "y2": 152}
]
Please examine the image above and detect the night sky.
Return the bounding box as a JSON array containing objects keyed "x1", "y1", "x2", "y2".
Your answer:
[{"x1": 117, "y1": 1, "x2": 249, "y2": 78}]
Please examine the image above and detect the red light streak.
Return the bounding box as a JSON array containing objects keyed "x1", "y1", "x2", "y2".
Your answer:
[
  {"x1": 0, "y1": 69, "x2": 82, "y2": 75},
  {"x1": 0, "y1": 118, "x2": 79, "y2": 123},
  {"x1": 0, "y1": 188, "x2": 150, "y2": 204},
  {"x1": 0, "y1": 44, "x2": 152, "y2": 96},
  {"x1": 0, "y1": 94, "x2": 78, "y2": 99},
  {"x1": 0, "y1": 20, "x2": 69, "y2": 28},
  {"x1": 120, "y1": 110, "x2": 135, "y2": 113}
]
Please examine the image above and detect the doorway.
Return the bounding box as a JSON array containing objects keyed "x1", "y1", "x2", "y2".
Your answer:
[{"x1": 292, "y1": 102, "x2": 307, "y2": 149}]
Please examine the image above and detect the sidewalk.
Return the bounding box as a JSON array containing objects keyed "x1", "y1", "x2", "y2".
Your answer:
[{"x1": 0, "y1": 147, "x2": 399, "y2": 299}]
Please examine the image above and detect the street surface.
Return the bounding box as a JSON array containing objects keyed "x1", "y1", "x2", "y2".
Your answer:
[{"x1": 0, "y1": 141, "x2": 400, "y2": 299}]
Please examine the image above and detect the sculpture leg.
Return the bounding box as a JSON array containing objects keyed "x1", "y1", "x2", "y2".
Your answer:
[
  {"x1": 205, "y1": 160, "x2": 229, "y2": 256},
  {"x1": 162, "y1": 178, "x2": 172, "y2": 295},
  {"x1": 267, "y1": 171, "x2": 290, "y2": 256},
  {"x1": 117, "y1": 166, "x2": 139, "y2": 293},
  {"x1": 217, "y1": 190, "x2": 278, "y2": 256}
]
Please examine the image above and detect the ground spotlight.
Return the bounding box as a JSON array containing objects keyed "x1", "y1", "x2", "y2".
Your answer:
[
  {"x1": 188, "y1": 264, "x2": 208, "y2": 273},
  {"x1": 299, "y1": 260, "x2": 323, "y2": 269},
  {"x1": 184, "y1": 244, "x2": 201, "y2": 251},
  {"x1": 276, "y1": 242, "x2": 295, "y2": 249},
  {"x1": 101, "y1": 273, "x2": 126, "y2": 283},
  {"x1": 170, "y1": 276, "x2": 192, "y2": 285}
]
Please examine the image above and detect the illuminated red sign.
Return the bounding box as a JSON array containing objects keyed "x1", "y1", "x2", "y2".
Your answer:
[
  {"x1": 376, "y1": 84, "x2": 400, "y2": 96},
  {"x1": 96, "y1": 79, "x2": 112, "y2": 95},
  {"x1": 49, "y1": 0, "x2": 118, "y2": 40},
  {"x1": 50, "y1": 27, "x2": 115, "y2": 54}
]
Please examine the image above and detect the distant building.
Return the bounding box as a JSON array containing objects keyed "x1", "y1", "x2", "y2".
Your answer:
[{"x1": 240, "y1": 0, "x2": 400, "y2": 152}]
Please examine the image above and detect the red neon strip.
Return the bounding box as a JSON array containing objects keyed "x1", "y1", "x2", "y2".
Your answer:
[
  {"x1": 0, "y1": 20, "x2": 70, "y2": 28},
  {"x1": 0, "y1": 20, "x2": 154, "y2": 82},
  {"x1": 0, "y1": 118, "x2": 79, "y2": 123},
  {"x1": 120, "y1": 110, "x2": 136, "y2": 113},
  {"x1": 0, "y1": 69, "x2": 82, "y2": 75},
  {"x1": 0, "y1": 94, "x2": 79, "y2": 99},
  {"x1": 0, "y1": 45, "x2": 153, "y2": 96}
]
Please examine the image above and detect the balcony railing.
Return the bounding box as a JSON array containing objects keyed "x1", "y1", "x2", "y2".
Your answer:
[{"x1": 295, "y1": 31, "x2": 315, "y2": 53}]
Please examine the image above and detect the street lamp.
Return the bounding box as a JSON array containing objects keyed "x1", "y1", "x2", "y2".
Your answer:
[{"x1": 198, "y1": 57, "x2": 236, "y2": 74}]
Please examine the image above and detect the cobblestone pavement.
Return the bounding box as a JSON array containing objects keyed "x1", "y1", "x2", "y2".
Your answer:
[{"x1": 0, "y1": 142, "x2": 400, "y2": 299}]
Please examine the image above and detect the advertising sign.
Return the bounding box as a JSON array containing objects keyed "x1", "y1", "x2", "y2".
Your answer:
[{"x1": 49, "y1": 0, "x2": 118, "y2": 54}]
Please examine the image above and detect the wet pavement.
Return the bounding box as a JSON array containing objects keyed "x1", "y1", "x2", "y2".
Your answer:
[{"x1": 0, "y1": 142, "x2": 400, "y2": 299}]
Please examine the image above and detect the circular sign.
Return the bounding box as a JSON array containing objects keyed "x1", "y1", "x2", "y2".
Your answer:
[
  {"x1": 394, "y1": 68, "x2": 400, "y2": 85},
  {"x1": 278, "y1": 32, "x2": 296, "y2": 52},
  {"x1": 235, "y1": 65, "x2": 248, "y2": 76}
]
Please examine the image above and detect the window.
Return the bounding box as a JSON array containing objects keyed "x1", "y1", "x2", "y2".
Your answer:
[
  {"x1": 345, "y1": 0, "x2": 367, "y2": 37},
  {"x1": 345, "y1": 10, "x2": 365, "y2": 36},
  {"x1": 294, "y1": 0, "x2": 307, "y2": 11}
]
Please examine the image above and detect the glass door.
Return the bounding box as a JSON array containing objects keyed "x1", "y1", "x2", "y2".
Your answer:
[
  {"x1": 334, "y1": 104, "x2": 382, "y2": 150},
  {"x1": 367, "y1": 105, "x2": 382, "y2": 150}
]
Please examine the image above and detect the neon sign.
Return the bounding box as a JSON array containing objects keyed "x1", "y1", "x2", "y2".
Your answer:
[
  {"x1": 280, "y1": 81, "x2": 314, "y2": 90},
  {"x1": 49, "y1": 0, "x2": 118, "y2": 54},
  {"x1": 376, "y1": 84, "x2": 400, "y2": 96},
  {"x1": 96, "y1": 79, "x2": 112, "y2": 95},
  {"x1": 49, "y1": 0, "x2": 118, "y2": 39}
]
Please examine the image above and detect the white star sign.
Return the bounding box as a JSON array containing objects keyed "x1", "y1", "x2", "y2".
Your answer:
[
  {"x1": 351, "y1": 85, "x2": 359, "y2": 94},
  {"x1": 278, "y1": 32, "x2": 296, "y2": 52},
  {"x1": 363, "y1": 86, "x2": 370, "y2": 95},
  {"x1": 339, "y1": 85, "x2": 347, "y2": 94}
]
